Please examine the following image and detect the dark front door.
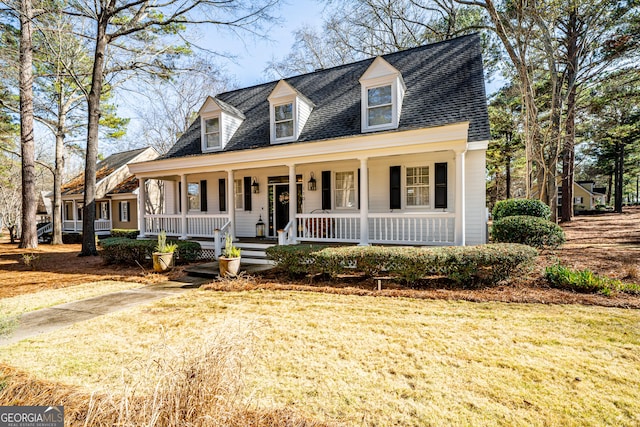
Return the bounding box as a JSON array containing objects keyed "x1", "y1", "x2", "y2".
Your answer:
[{"x1": 274, "y1": 184, "x2": 290, "y2": 233}]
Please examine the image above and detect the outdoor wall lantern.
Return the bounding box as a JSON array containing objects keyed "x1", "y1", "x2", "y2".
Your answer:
[
  {"x1": 252, "y1": 177, "x2": 260, "y2": 194},
  {"x1": 255, "y1": 214, "x2": 266, "y2": 238},
  {"x1": 308, "y1": 172, "x2": 317, "y2": 191}
]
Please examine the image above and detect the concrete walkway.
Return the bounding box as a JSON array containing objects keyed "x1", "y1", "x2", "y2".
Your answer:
[{"x1": 0, "y1": 276, "x2": 208, "y2": 346}]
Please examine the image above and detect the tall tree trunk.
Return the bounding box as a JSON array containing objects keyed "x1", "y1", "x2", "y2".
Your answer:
[
  {"x1": 80, "y1": 11, "x2": 109, "y2": 256},
  {"x1": 52, "y1": 128, "x2": 65, "y2": 245},
  {"x1": 614, "y1": 142, "x2": 624, "y2": 213},
  {"x1": 19, "y1": 0, "x2": 37, "y2": 249},
  {"x1": 505, "y1": 154, "x2": 511, "y2": 199},
  {"x1": 561, "y1": 8, "x2": 578, "y2": 223}
]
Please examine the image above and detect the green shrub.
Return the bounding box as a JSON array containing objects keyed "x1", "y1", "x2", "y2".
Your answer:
[
  {"x1": 268, "y1": 243, "x2": 538, "y2": 286},
  {"x1": 100, "y1": 237, "x2": 201, "y2": 266},
  {"x1": 492, "y1": 198, "x2": 551, "y2": 221},
  {"x1": 491, "y1": 215, "x2": 565, "y2": 249},
  {"x1": 110, "y1": 229, "x2": 139, "y2": 239},
  {"x1": 265, "y1": 245, "x2": 329, "y2": 278},
  {"x1": 545, "y1": 264, "x2": 621, "y2": 295}
]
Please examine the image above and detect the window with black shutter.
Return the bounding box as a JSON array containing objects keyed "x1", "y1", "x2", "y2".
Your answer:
[
  {"x1": 200, "y1": 180, "x2": 208, "y2": 212},
  {"x1": 389, "y1": 166, "x2": 401, "y2": 209},
  {"x1": 434, "y1": 162, "x2": 448, "y2": 209},
  {"x1": 243, "y1": 176, "x2": 252, "y2": 211},
  {"x1": 218, "y1": 179, "x2": 226, "y2": 211},
  {"x1": 321, "y1": 171, "x2": 331, "y2": 210}
]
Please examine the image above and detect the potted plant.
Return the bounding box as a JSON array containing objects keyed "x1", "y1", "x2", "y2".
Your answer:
[
  {"x1": 219, "y1": 234, "x2": 241, "y2": 277},
  {"x1": 153, "y1": 231, "x2": 178, "y2": 273}
]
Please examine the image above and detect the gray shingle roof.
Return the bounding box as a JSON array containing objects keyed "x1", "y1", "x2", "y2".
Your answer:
[
  {"x1": 163, "y1": 34, "x2": 490, "y2": 160},
  {"x1": 62, "y1": 147, "x2": 150, "y2": 195}
]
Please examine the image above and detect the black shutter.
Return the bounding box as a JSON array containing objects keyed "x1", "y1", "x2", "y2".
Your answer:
[
  {"x1": 244, "y1": 176, "x2": 252, "y2": 211},
  {"x1": 218, "y1": 179, "x2": 226, "y2": 211},
  {"x1": 200, "y1": 180, "x2": 208, "y2": 212},
  {"x1": 321, "y1": 171, "x2": 331, "y2": 210},
  {"x1": 357, "y1": 168, "x2": 361, "y2": 209},
  {"x1": 435, "y1": 163, "x2": 448, "y2": 209},
  {"x1": 390, "y1": 166, "x2": 401, "y2": 209},
  {"x1": 118, "y1": 202, "x2": 122, "y2": 222},
  {"x1": 178, "y1": 181, "x2": 182, "y2": 213}
]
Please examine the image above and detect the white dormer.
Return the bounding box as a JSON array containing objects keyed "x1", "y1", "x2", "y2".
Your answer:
[
  {"x1": 199, "y1": 96, "x2": 245, "y2": 152},
  {"x1": 268, "y1": 80, "x2": 315, "y2": 144},
  {"x1": 359, "y1": 56, "x2": 406, "y2": 133}
]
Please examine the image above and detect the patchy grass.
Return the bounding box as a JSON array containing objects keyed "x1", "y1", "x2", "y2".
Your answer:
[
  {"x1": 1, "y1": 289, "x2": 639, "y2": 426},
  {"x1": 0, "y1": 281, "x2": 144, "y2": 317}
]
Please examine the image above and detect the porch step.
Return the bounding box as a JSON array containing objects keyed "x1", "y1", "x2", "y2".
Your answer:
[{"x1": 236, "y1": 241, "x2": 276, "y2": 266}]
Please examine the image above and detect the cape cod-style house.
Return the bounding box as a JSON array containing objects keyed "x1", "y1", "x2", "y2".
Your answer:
[
  {"x1": 128, "y1": 35, "x2": 491, "y2": 259},
  {"x1": 58, "y1": 147, "x2": 159, "y2": 236}
]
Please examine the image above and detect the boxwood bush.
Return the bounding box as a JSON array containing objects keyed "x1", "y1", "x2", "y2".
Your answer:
[
  {"x1": 492, "y1": 198, "x2": 551, "y2": 221},
  {"x1": 266, "y1": 243, "x2": 538, "y2": 286},
  {"x1": 491, "y1": 215, "x2": 565, "y2": 249},
  {"x1": 100, "y1": 237, "x2": 201, "y2": 266},
  {"x1": 110, "y1": 229, "x2": 139, "y2": 239}
]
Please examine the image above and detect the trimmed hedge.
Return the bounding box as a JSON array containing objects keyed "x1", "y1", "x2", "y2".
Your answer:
[
  {"x1": 492, "y1": 198, "x2": 551, "y2": 221},
  {"x1": 266, "y1": 243, "x2": 538, "y2": 286},
  {"x1": 491, "y1": 215, "x2": 565, "y2": 249},
  {"x1": 110, "y1": 229, "x2": 139, "y2": 239},
  {"x1": 100, "y1": 237, "x2": 201, "y2": 266}
]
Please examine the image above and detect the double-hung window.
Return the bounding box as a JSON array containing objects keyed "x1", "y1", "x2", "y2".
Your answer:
[
  {"x1": 367, "y1": 85, "x2": 393, "y2": 127},
  {"x1": 406, "y1": 166, "x2": 429, "y2": 207},
  {"x1": 274, "y1": 103, "x2": 294, "y2": 139},
  {"x1": 187, "y1": 182, "x2": 200, "y2": 211},
  {"x1": 234, "y1": 179, "x2": 244, "y2": 210},
  {"x1": 335, "y1": 171, "x2": 355, "y2": 208},
  {"x1": 204, "y1": 117, "x2": 220, "y2": 149}
]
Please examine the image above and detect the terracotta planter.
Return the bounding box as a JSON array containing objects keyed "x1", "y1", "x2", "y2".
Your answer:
[
  {"x1": 219, "y1": 256, "x2": 241, "y2": 277},
  {"x1": 153, "y1": 252, "x2": 175, "y2": 273}
]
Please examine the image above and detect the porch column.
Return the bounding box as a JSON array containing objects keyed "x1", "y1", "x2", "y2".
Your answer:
[
  {"x1": 180, "y1": 174, "x2": 188, "y2": 239},
  {"x1": 359, "y1": 157, "x2": 369, "y2": 246},
  {"x1": 454, "y1": 149, "x2": 466, "y2": 245},
  {"x1": 138, "y1": 178, "x2": 147, "y2": 238},
  {"x1": 288, "y1": 164, "x2": 297, "y2": 244},
  {"x1": 227, "y1": 170, "x2": 236, "y2": 240}
]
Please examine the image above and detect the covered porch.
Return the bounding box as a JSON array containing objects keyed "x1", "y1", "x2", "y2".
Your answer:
[{"x1": 130, "y1": 123, "x2": 487, "y2": 256}]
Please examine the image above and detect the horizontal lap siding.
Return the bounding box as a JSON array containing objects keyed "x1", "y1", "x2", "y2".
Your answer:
[{"x1": 464, "y1": 149, "x2": 487, "y2": 245}]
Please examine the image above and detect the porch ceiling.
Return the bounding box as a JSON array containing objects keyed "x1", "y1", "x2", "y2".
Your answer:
[{"x1": 129, "y1": 123, "x2": 471, "y2": 178}]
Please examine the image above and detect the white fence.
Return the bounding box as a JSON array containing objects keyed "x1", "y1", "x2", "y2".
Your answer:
[{"x1": 368, "y1": 213, "x2": 455, "y2": 244}]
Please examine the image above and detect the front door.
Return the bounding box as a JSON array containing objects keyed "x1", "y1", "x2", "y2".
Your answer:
[
  {"x1": 268, "y1": 177, "x2": 303, "y2": 237},
  {"x1": 275, "y1": 184, "x2": 290, "y2": 235}
]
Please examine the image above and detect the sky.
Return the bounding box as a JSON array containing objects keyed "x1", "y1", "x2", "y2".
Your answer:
[{"x1": 202, "y1": 0, "x2": 327, "y2": 87}]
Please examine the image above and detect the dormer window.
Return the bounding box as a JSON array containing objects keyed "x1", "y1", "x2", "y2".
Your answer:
[
  {"x1": 204, "y1": 117, "x2": 220, "y2": 149},
  {"x1": 199, "y1": 96, "x2": 245, "y2": 153},
  {"x1": 274, "y1": 103, "x2": 294, "y2": 139},
  {"x1": 367, "y1": 85, "x2": 393, "y2": 127},
  {"x1": 268, "y1": 80, "x2": 315, "y2": 144},
  {"x1": 359, "y1": 56, "x2": 406, "y2": 133}
]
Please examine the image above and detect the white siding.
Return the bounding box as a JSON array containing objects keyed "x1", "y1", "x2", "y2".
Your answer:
[
  {"x1": 221, "y1": 112, "x2": 243, "y2": 149},
  {"x1": 297, "y1": 98, "x2": 313, "y2": 138},
  {"x1": 464, "y1": 149, "x2": 487, "y2": 245},
  {"x1": 164, "y1": 181, "x2": 177, "y2": 214}
]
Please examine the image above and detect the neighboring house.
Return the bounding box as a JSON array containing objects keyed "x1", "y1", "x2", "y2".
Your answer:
[
  {"x1": 129, "y1": 35, "x2": 490, "y2": 253},
  {"x1": 58, "y1": 147, "x2": 159, "y2": 235},
  {"x1": 558, "y1": 180, "x2": 607, "y2": 212}
]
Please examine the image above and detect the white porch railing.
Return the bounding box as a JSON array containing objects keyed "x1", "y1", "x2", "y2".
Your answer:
[
  {"x1": 278, "y1": 219, "x2": 297, "y2": 245},
  {"x1": 368, "y1": 213, "x2": 455, "y2": 244},
  {"x1": 187, "y1": 215, "x2": 230, "y2": 238},
  {"x1": 296, "y1": 213, "x2": 360, "y2": 243},
  {"x1": 145, "y1": 214, "x2": 230, "y2": 238},
  {"x1": 62, "y1": 219, "x2": 112, "y2": 232},
  {"x1": 145, "y1": 214, "x2": 182, "y2": 236},
  {"x1": 214, "y1": 221, "x2": 231, "y2": 259}
]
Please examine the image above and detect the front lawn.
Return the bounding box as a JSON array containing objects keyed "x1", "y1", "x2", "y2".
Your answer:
[{"x1": 2, "y1": 289, "x2": 639, "y2": 426}]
